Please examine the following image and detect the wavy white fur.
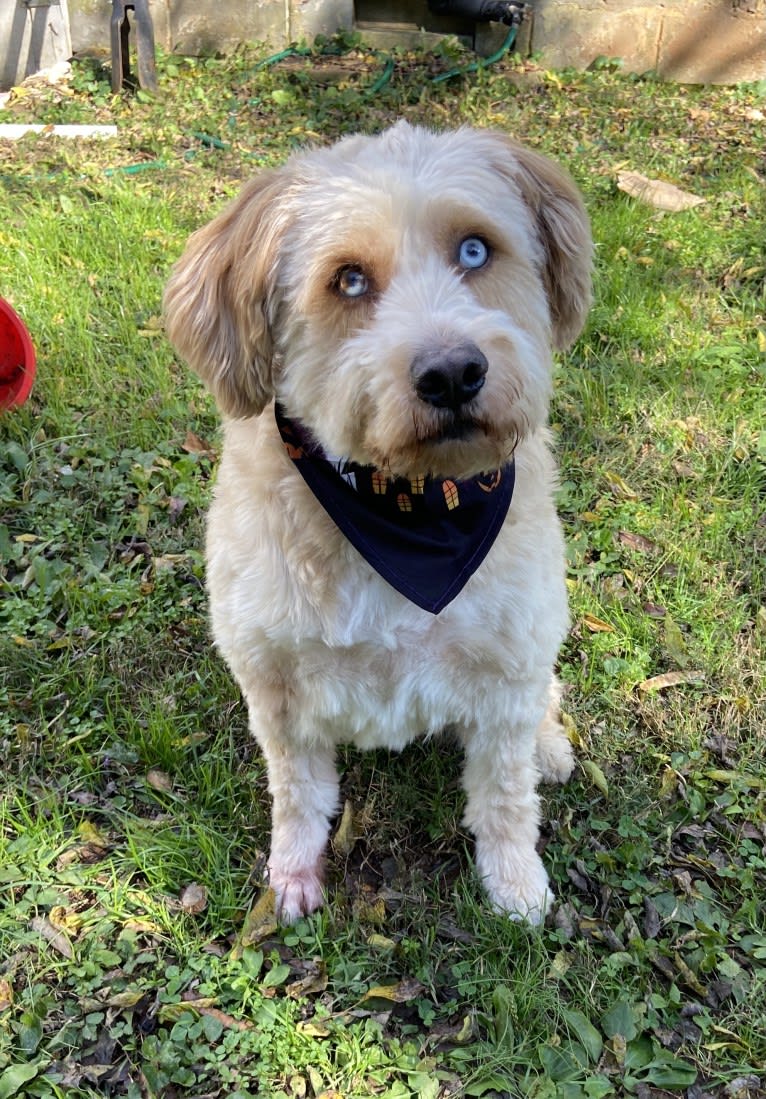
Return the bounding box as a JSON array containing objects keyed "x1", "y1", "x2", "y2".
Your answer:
[{"x1": 164, "y1": 123, "x2": 593, "y2": 923}]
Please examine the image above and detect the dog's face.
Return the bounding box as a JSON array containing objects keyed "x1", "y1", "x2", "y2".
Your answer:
[{"x1": 165, "y1": 124, "x2": 591, "y2": 479}]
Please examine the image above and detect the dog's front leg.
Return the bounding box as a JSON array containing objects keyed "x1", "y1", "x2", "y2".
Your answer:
[
  {"x1": 461, "y1": 705, "x2": 553, "y2": 924},
  {"x1": 257, "y1": 734, "x2": 340, "y2": 922}
]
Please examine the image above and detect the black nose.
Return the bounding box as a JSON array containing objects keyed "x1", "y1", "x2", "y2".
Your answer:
[{"x1": 410, "y1": 343, "x2": 488, "y2": 411}]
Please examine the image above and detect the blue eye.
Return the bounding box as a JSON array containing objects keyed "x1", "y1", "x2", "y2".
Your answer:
[
  {"x1": 336, "y1": 266, "x2": 369, "y2": 298},
  {"x1": 458, "y1": 236, "x2": 490, "y2": 270}
]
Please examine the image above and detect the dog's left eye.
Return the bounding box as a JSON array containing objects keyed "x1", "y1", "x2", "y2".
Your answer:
[
  {"x1": 336, "y1": 266, "x2": 369, "y2": 299},
  {"x1": 458, "y1": 237, "x2": 490, "y2": 271}
]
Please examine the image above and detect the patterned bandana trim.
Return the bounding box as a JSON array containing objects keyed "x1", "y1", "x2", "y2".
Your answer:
[{"x1": 275, "y1": 403, "x2": 515, "y2": 614}]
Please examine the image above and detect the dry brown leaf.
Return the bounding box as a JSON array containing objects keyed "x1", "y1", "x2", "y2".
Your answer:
[
  {"x1": 49, "y1": 905, "x2": 85, "y2": 934},
  {"x1": 179, "y1": 882, "x2": 208, "y2": 915},
  {"x1": 582, "y1": 613, "x2": 615, "y2": 634},
  {"x1": 233, "y1": 888, "x2": 278, "y2": 953},
  {"x1": 638, "y1": 670, "x2": 705, "y2": 692},
  {"x1": 197, "y1": 1004, "x2": 255, "y2": 1032},
  {"x1": 122, "y1": 917, "x2": 163, "y2": 934},
  {"x1": 360, "y1": 978, "x2": 425, "y2": 1006},
  {"x1": 146, "y1": 769, "x2": 173, "y2": 793},
  {"x1": 642, "y1": 602, "x2": 667, "y2": 619},
  {"x1": 297, "y1": 1020, "x2": 332, "y2": 1038},
  {"x1": 286, "y1": 962, "x2": 329, "y2": 999},
  {"x1": 618, "y1": 530, "x2": 657, "y2": 554},
  {"x1": 182, "y1": 430, "x2": 217, "y2": 460},
  {"x1": 561, "y1": 710, "x2": 586, "y2": 750},
  {"x1": 352, "y1": 895, "x2": 386, "y2": 926},
  {"x1": 30, "y1": 915, "x2": 74, "y2": 958},
  {"x1": 367, "y1": 933, "x2": 397, "y2": 952},
  {"x1": 290, "y1": 1074, "x2": 307, "y2": 1098},
  {"x1": 56, "y1": 840, "x2": 109, "y2": 870},
  {"x1": 603, "y1": 470, "x2": 639, "y2": 500},
  {"x1": 617, "y1": 170, "x2": 706, "y2": 211},
  {"x1": 0, "y1": 978, "x2": 13, "y2": 1011},
  {"x1": 332, "y1": 799, "x2": 357, "y2": 857},
  {"x1": 100, "y1": 988, "x2": 146, "y2": 1008}
]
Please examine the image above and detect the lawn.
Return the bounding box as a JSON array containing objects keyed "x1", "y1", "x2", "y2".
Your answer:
[{"x1": 1, "y1": 35, "x2": 765, "y2": 1099}]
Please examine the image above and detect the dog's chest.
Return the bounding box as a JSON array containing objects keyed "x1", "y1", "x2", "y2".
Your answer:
[{"x1": 279, "y1": 622, "x2": 517, "y2": 750}]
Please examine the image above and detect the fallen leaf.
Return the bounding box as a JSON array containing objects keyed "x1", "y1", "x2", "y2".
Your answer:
[
  {"x1": 0, "y1": 978, "x2": 13, "y2": 1011},
  {"x1": 332, "y1": 799, "x2": 357, "y2": 857},
  {"x1": 618, "y1": 530, "x2": 657, "y2": 554},
  {"x1": 196, "y1": 1004, "x2": 254, "y2": 1032},
  {"x1": 100, "y1": 988, "x2": 146, "y2": 1008},
  {"x1": 286, "y1": 962, "x2": 328, "y2": 998},
  {"x1": 603, "y1": 470, "x2": 639, "y2": 499},
  {"x1": 146, "y1": 769, "x2": 173, "y2": 793},
  {"x1": 703, "y1": 770, "x2": 764, "y2": 789},
  {"x1": 290, "y1": 1074, "x2": 307, "y2": 1098},
  {"x1": 48, "y1": 906, "x2": 84, "y2": 934},
  {"x1": 56, "y1": 840, "x2": 109, "y2": 869},
  {"x1": 182, "y1": 430, "x2": 217, "y2": 460},
  {"x1": 30, "y1": 915, "x2": 74, "y2": 959},
  {"x1": 581, "y1": 760, "x2": 609, "y2": 798},
  {"x1": 179, "y1": 882, "x2": 208, "y2": 914},
  {"x1": 366, "y1": 933, "x2": 397, "y2": 952},
  {"x1": 582, "y1": 613, "x2": 615, "y2": 634},
  {"x1": 297, "y1": 1020, "x2": 331, "y2": 1038},
  {"x1": 617, "y1": 170, "x2": 706, "y2": 211},
  {"x1": 673, "y1": 951, "x2": 708, "y2": 996},
  {"x1": 638, "y1": 670, "x2": 705, "y2": 692},
  {"x1": 642, "y1": 602, "x2": 667, "y2": 619},
  {"x1": 153, "y1": 552, "x2": 188, "y2": 570},
  {"x1": 663, "y1": 615, "x2": 688, "y2": 665},
  {"x1": 121, "y1": 918, "x2": 163, "y2": 934},
  {"x1": 548, "y1": 950, "x2": 572, "y2": 979},
  {"x1": 360, "y1": 978, "x2": 424, "y2": 1006},
  {"x1": 234, "y1": 889, "x2": 278, "y2": 953},
  {"x1": 560, "y1": 709, "x2": 585, "y2": 750}
]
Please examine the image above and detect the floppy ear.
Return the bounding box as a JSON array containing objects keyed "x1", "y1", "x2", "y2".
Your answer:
[
  {"x1": 164, "y1": 170, "x2": 291, "y2": 417},
  {"x1": 490, "y1": 136, "x2": 593, "y2": 351}
]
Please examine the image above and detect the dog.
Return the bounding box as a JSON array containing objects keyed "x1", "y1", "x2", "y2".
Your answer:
[{"x1": 164, "y1": 122, "x2": 592, "y2": 924}]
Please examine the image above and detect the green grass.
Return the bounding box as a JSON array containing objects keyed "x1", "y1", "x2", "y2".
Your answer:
[{"x1": 1, "y1": 37, "x2": 765, "y2": 1098}]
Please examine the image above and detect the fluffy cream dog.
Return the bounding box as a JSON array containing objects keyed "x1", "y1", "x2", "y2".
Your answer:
[{"x1": 164, "y1": 122, "x2": 592, "y2": 924}]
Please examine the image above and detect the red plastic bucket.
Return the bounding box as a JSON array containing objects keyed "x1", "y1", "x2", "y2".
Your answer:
[{"x1": 0, "y1": 297, "x2": 36, "y2": 409}]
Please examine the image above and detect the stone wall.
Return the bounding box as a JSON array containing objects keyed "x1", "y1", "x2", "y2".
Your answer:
[
  {"x1": 529, "y1": 0, "x2": 766, "y2": 84},
  {"x1": 4, "y1": 0, "x2": 765, "y2": 87}
]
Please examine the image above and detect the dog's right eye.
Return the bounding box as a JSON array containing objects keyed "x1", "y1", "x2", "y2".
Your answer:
[{"x1": 335, "y1": 266, "x2": 369, "y2": 299}]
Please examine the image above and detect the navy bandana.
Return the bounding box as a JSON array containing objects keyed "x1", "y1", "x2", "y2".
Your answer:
[{"x1": 275, "y1": 403, "x2": 515, "y2": 614}]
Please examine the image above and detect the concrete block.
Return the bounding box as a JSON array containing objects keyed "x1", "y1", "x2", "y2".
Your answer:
[
  {"x1": 290, "y1": 0, "x2": 353, "y2": 42},
  {"x1": 529, "y1": 0, "x2": 766, "y2": 83},
  {"x1": 1, "y1": 0, "x2": 72, "y2": 88},
  {"x1": 529, "y1": 2, "x2": 665, "y2": 74},
  {"x1": 659, "y1": 0, "x2": 766, "y2": 83}
]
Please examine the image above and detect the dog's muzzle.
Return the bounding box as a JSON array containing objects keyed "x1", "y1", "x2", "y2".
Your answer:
[{"x1": 411, "y1": 342, "x2": 488, "y2": 412}]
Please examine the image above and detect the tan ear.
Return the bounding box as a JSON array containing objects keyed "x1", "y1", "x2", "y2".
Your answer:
[
  {"x1": 163, "y1": 170, "x2": 290, "y2": 417},
  {"x1": 490, "y1": 136, "x2": 593, "y2": 350}
]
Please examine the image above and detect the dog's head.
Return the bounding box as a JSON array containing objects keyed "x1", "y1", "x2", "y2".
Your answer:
[{"x1": 164, "y1": 123, "x2": 591, "y2": 479}]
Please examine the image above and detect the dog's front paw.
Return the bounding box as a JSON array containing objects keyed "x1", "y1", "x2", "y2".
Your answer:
[
  {"x1": 482, "y1": 853, "x2": 554, "y2": 926},
  {"x1": 535, "y1": 718, "x2": 575, "y2": 785},
  {"x1": 269, "y1": 864, "x2": 325, "y2": 923}
]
